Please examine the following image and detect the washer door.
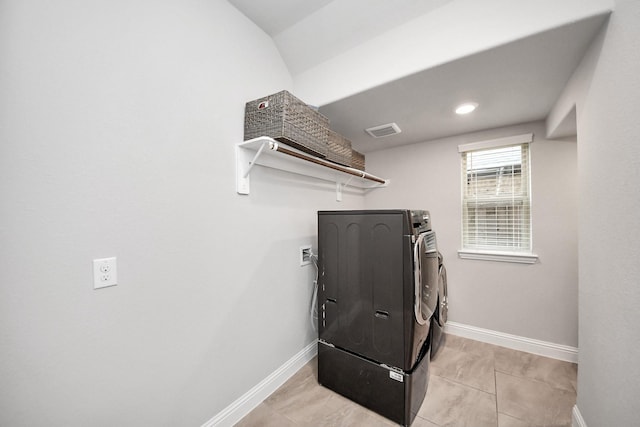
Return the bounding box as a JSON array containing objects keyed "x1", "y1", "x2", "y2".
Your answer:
[
  {"x1": 436, "y1": 263, "x2": 448, "y2": 326},
  {"x1": 414, "y1": 231, "x2": 439, "y2": 325}
]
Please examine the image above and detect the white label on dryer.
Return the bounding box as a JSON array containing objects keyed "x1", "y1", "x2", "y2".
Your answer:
[{"x1": 389, "y1": 371, "x2": 404, "y2": 382}]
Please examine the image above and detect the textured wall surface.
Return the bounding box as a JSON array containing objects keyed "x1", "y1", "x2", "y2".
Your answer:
[{"x1": 571, "y1": 0, "x2": 640, "y2": 424}]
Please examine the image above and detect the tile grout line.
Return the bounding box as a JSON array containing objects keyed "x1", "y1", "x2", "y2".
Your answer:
[
  {"x1": 494, "y1": 370, "x2": 577, "y2": 395},
  {"x1": 494, "y1": 369, "x2": 576, "y2": 426},
  {"x1": 493, "y1": 363, "x2": 499, "y2": 425},
  {"x1": 416, "y1": 412, "x2": 443, "y2": 427},
  {"x1": 430, "y1": 372, "x2": 496, "y2": 397},
  {"x1": 264, "y1": 401, "x2": 300, "y2": 427}
]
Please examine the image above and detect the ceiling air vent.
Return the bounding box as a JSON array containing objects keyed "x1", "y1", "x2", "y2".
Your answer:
[{"x1": 365, "y1": 122, "x2": 402, "y2": 138}]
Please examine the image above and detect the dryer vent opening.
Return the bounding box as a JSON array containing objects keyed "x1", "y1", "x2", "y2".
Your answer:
[{"x1": 365, "y1": 122, "x2": 402, "y2": 138}]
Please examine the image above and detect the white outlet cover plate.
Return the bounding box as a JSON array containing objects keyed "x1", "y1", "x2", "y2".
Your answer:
[
  {"x1": 300, "y1": 245, "x2": 312, "y2": 266},
  {"x1": 93, "y1": 257, "x2": 118, "y2": 289}
]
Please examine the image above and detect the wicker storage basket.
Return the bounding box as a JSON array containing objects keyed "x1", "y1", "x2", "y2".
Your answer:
[
  {"x1": 244, "y1": 90, "x2": 329, "y2": 158},
  {"x1": 326, "y1": 130, "x2": 352, "y2": 166},
  {"x1": 351, "y1": 150, "x2": 365, "y2": 171}
]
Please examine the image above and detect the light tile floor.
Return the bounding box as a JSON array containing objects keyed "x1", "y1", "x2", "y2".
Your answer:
[{"x1": 235, "y1": 334, "x2": 577, "y2": 427}]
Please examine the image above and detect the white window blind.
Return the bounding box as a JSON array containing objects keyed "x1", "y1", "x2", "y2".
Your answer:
[{"x1": 460, "y1": 136, "x2": 532, "y2": 253}]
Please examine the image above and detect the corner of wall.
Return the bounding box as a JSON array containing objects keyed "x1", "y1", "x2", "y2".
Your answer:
[{"x1": 545, "y1": 14, "x2": 610, "y2": 139}]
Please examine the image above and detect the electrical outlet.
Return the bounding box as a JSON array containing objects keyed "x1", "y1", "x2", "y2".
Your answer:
[
  {"x1": 93, "y1": 257, "x2": 118, "y2": 289},
  {"x1": 300, "y1": 245, "x2": 312, "y2": 266}
]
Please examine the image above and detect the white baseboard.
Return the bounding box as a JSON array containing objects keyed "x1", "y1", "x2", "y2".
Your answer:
[
  {"x1": 572, "y1": 405, "x2": 587, "y2": 427},
  {"x1": 202, "y1": 340, "x2": 318, "y2": 427},
  {"x1": 445, "y1": 321, "x2": 578, "y2": 363}
]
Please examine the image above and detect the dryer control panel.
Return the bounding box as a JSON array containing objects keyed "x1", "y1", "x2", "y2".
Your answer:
[{"x1": 410, "y1": 210, "x2": 431, "y2": 235}]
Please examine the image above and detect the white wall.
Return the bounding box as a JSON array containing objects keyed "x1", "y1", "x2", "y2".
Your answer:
[
  {"x1": 554, "y1": 0, "x2": 640, "y2": 424},
  {"x1": 0, "y1": 0, "x2": 363, "y2": 425},
  {"x1": 364, "y1": 121, "x2": 578, "y2": 347}
]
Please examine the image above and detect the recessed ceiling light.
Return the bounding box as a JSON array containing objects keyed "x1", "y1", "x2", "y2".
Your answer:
[{"x1": 455, "y1": 102, "x2": 478, "y2": 115}]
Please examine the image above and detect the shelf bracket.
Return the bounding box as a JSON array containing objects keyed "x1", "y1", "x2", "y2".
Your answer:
[
  {"x1": 236, "y1": 140, "x2": 271, "y2": 194},
  {"x1": 335, "y1": 176, "x2": 355, "y2": 202},
  {"x1": 243, "y1": 140, "x2": 270, "y2": 178}
]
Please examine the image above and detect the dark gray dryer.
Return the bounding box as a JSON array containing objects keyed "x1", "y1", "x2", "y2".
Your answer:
[{"x1": 317, "y1": 210, "x2": 439, "y2": 426}]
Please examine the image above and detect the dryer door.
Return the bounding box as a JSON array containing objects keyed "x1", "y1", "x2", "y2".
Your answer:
[{"x1": 414, "y1": 231, "x2": 439, "y2": 325}]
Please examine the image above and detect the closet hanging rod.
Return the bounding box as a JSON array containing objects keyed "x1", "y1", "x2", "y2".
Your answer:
[{"x1": 270, "y1": 141, "x2": 387, "y2": 184}]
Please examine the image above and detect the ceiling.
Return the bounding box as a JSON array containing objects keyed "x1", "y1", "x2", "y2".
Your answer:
[
  {"x1": 229, "y1": 0, "x2": 607, "y2": 153},
  {"x1": 228, "y1": 0, "x2": 334, "y2": 37},
  {"x1": 229, "y1": 0, "x2": 452, "y2": 74}
]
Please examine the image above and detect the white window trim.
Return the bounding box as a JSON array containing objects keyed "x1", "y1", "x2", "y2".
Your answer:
[
  {"x1": 458, "y1": 249, "x2": 538, "y2": 264},
  {"x1": 458, "y1": 133, "x2": 537, "y2": 264},
  {"x1": 458, "y1": 133, "x2": 533, "y2": 153}
]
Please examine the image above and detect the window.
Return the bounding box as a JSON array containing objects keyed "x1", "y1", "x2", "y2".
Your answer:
[{"x1": 458, "y1": 134, "x2": 537, "y2": 263}]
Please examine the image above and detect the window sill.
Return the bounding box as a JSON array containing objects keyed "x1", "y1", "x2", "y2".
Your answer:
[{"x1": 458, "y1": 249, "x2": 538, "y2": 264}]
